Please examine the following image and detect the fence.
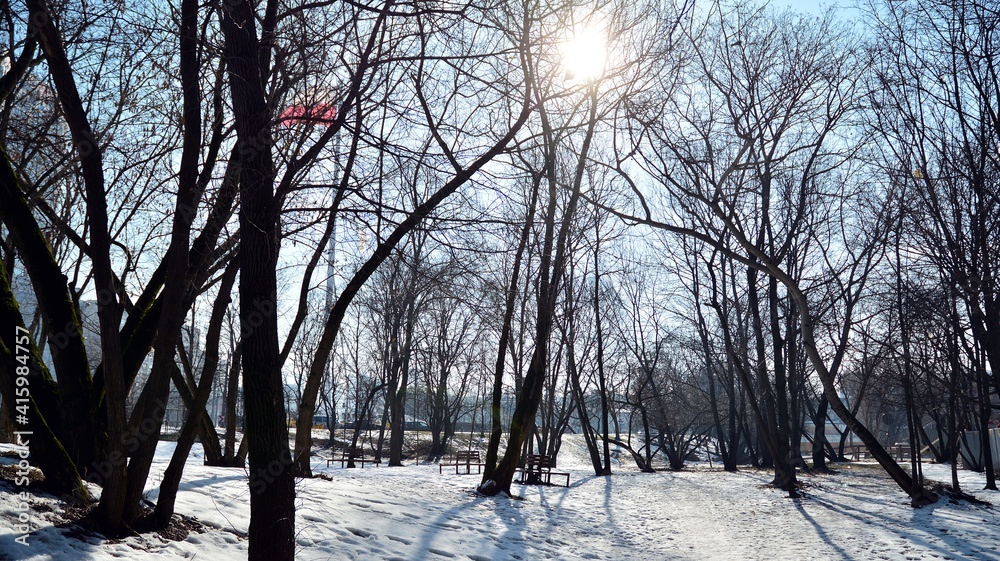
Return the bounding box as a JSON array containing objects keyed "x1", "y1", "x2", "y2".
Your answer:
[{"x1": 958, "y1": 428, "x2": 1000, "y2": 471}]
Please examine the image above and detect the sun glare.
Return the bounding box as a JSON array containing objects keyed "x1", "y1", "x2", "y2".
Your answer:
[{"x1": 561, "y1": 28, "x2": 607, "y2": 82}]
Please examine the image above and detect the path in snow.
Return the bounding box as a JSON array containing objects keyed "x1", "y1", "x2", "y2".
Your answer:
[{"x1": 2, "y1": 438, "x2": 999, "y2": 560}]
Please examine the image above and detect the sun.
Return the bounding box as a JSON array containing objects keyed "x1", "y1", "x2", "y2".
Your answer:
[{"x1": 560, "y1": 27, "x2": 607, "y2": 82}]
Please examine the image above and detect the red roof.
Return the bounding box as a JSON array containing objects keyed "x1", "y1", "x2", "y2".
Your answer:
[{"x1": 278, "y1": 103, "x2": 337, "y2": 125}]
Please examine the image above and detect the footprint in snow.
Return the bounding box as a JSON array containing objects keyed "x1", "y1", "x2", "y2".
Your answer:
[
  {"x1": 428, "y1": 547, "x2": 457, "y2": 558},
  {"x1": 346, "y1": 527, "x2": 375, "y2": 539},
  {"x1": 386, "y1": 535, "x2": 413, "y2": 545}
]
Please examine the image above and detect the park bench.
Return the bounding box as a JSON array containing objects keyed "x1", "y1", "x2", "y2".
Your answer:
[
  {"x1": 888, "y1": 443, "x2": 911, "y2": 461},
  {"x1": 843, "y1": 445, "x2": 867, "y2": 461},
  {"x1": 440, "y1": 450, "x2": 487, "y2": 475},
  {"x1": 328, "y1": 447, "x2": 382, "y2": 468},
  {"x1": 843, "y1": 444, "x2": 910, "y2": 462},
  {"x1": 515, "y1": 454, "x2": 569, "y2": 487}
]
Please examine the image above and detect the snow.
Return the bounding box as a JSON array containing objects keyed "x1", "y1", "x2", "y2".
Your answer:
[{"x1": 2, "y1": 437, "x2": 1000, "y2": 560}]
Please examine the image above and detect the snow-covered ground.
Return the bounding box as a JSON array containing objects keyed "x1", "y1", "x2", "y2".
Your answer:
[{"x1": 2, "y1": 436, "x2": 999, "y2": 560}]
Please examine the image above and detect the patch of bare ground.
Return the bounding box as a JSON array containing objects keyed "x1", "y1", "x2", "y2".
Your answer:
[
  {"x1": 926, "y1": 480, "x2": 994, "y2": 507},
  {"x1": 50, "y1": 497, "x2": 210, "y2": 547},
  {"x1": 0, "y1": 461, "x2": 45, "y2": 484}
]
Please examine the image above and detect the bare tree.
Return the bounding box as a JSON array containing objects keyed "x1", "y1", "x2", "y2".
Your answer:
[
  {"x1": 611, "y1": 1, "x2": 935, "y2": 503},
  {"x1": 867, "y1": 0, "x2": 1000, "y2": 491},
  {"x1": 289, "y1": 0, "x2": 534, "y2": 478}
]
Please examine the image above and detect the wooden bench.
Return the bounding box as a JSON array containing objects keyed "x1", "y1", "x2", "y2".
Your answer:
[
  {"x1": 440, "y1": 450, "x2": 486, "y2": 475},
  {"x1": 889, "y1": 443, "x2": 911, "y2": 462},
  {"x1": 515, "y1": 454, "x2": 569, "y2": 487},
  {"x1": 328, "y1": 447, "x2": 382, "y2": 468},
  {"x1": 842, "y1": 445, "x2": 868, "y2": 461},
  {"x1": 843, "y1": 444, "x2": 910, "y2": 462}
]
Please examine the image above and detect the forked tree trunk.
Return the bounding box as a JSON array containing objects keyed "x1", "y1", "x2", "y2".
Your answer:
[
  {"x1": 768, "y1": 276, "x2": 797, "y2": 497},
  {"x1": 123, "y1": 0, "x2": 208, "y2": 526},
  {"x1": 389, "y1": 259, "x2": 420, "y2": 467},
  {"x1": 484, "y1": 174, "x2": 540, "y2": 481},
  {"x1": 154, "y1": 261, "x2": 237, "y2": 527},
  {"x1": 480, "y1": 86, "x2": 596, "y2": 496},
  {"x1": 0, "y1": 145, "x2": 97, "y2": 480}
]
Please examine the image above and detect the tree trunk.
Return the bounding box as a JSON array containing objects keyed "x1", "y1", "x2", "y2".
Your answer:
[
  {"x1": 592, "y1": 223, "x2": 612, "y2": 476},
  {"x1": 220, "y1": 2, "x2": 295, "y2": 559},
  {"x1": 479, "y1": 84, "x2": 595, "y2": 496},
  {"x1": 768, "y1": 276, "x2": 797, "y2": 497},
  {"x1": 154, "y1": 261, "x2": 237, "y2": 526},
  {"x1": 388, "y1": 265, "x2": 419, "y2": 467},
  {"x1": 0, "y1": 145, "x2": 97, "y2": 477},
  {"x1": 0, "y1": 264, "x2": 89, "y2": 501},
  {"x1": 791, "y1": 275, "x2": 934, "y2": 505},
  {"x1": 126, "y1": 0, "x2": 207, "y2": 526},
  {"x1": 812, "y1": 396, "x2": 828, "y2": 471},
  {"x1": 695, "y1": 277, "x2": 735, "y2": 472},
  {"x1": 222, "y1": 342, "x2": 242, "y2": 464},
  {"x1": 0, "y1": 394, "x2": 12, "y2": 444},
  {"x1": 166, "y1": 361, "x2": 224, "y2": 465},
  {"x1": 975, "y1": 340, "x2": 997, "y2": 489},
  {"x1": 565, "y1": 315, "x2": 602, "y2": 474}
]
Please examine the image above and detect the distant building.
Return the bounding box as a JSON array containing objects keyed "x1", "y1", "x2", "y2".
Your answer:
[{"x1": 8, "y1": 270, "x2": 101, "y2": 376}]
